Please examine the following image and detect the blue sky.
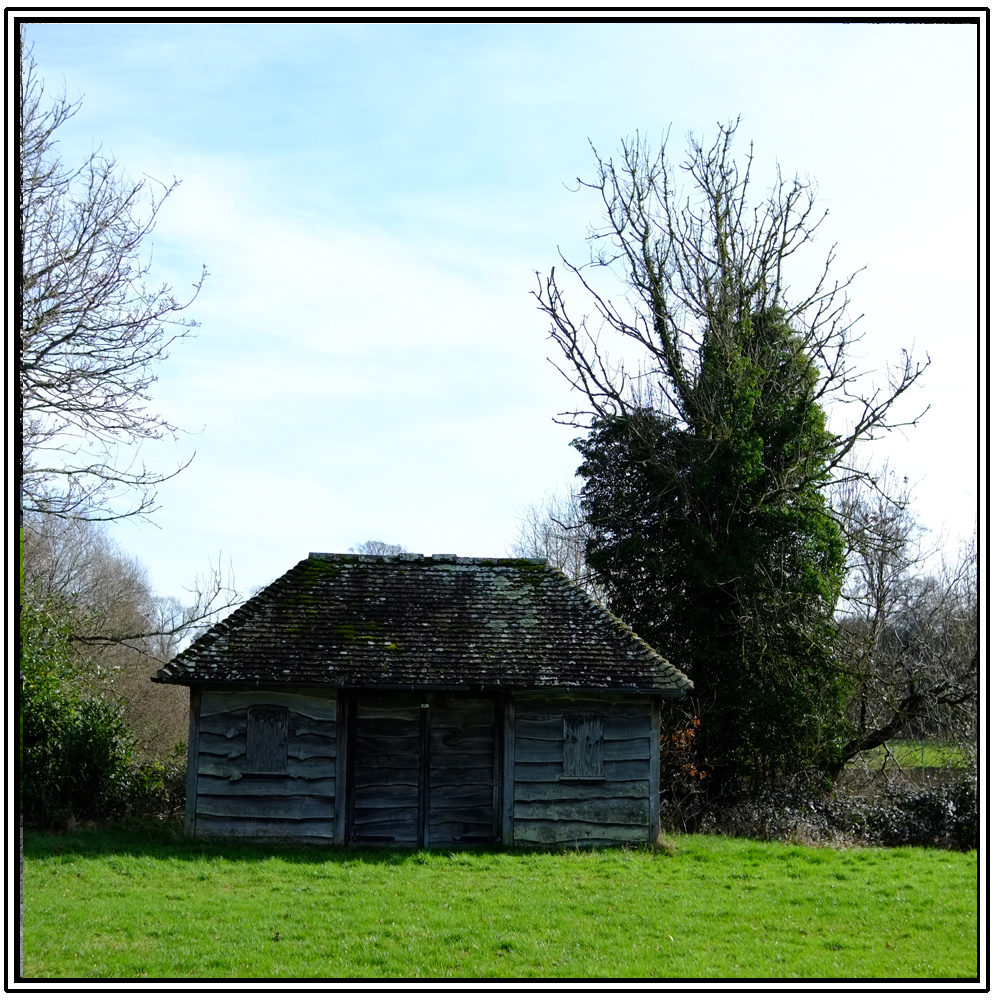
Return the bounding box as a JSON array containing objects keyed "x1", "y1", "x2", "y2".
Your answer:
[{"x1": 19, "y1": 18, "x2": 982, "y2": 600}]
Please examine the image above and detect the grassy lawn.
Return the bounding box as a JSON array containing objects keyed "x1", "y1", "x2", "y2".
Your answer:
[
  {"x1": 21, "y1": 825, "x2": 977, "y2": 980},
  {"x1": 855, "y1": 741, "x2": 968, "y2": 771}
]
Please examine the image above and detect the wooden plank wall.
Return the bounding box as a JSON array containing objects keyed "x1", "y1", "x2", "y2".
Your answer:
[
  {"x1": 194, "y1": 689, "x2": 338, "y2": 844},
  {"x1": 184, "y1": 687, "x2": 201, "y2": 836},
  {"x1": 350, "y1": 692, "x2": 498, "y2": 846},
  {"x1": 350, "y1": 693, "x2": 421, "y2": 845},
  {"x1": 427, "y1": 694, "x2": 496, "y2": 845},
  {"x1": 512, "y1": 692, "x2": 654, "y2": 846}
]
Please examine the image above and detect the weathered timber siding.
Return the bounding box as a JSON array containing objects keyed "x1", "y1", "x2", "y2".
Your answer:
[
  {"x1": 649, "y1": 695, "x2": 662, "y2": 844},
  {"x1": 350, "y1": 693, "x2": 420, "y2": 845},
  {"x1": 187, "y1": 686, "x2": 659, "y2": 848},
  {"x1": 194, "y1": 689, "x2": 337, "y2": 844},
  {"x1": 502, "y1": 693, "x2": 515, "y2": 846},
  {"x1": 348, "y1": 692, "x2": 498, "y2": 846},
  {"x1": 428, "y1": 693, "x2": 497, "y2": 844},
  {"x1": 512, "y1": 692, "x2": 654, "y2": 846},
  {"x1": 184, "y1": 687, "x2": 201, "y2": 836}
]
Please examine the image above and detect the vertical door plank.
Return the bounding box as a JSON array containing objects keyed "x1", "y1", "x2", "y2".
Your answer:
[
  {"x1": 427, "y1": 694, "x2": 497, "y2": 844},
  {"x1": 185, "y1": 687, "x2": 202, "y2": 837},
  {"x1": 649, "y1": 695, "x2": 661, "y2": 845},
  {"x1": 351, "y1": 693, "x2": 420, "y2": 845},
  {"x1": 333, "y1": 689, "x2": 347, "y2": 845},
  {"x1": 503, "y1": 693, "x2": 515, "y2": 845}
]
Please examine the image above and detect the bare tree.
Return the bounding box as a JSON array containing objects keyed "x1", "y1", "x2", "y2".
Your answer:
[
  {"x1": 832, "y1": 472, "x2": 978, "y2": 776},
  {"x1": 508, "y1": 487, "x2": 605, "y2": 600},
  {"x1": 22, "y1": 512, "x2": 241, "y2": 658},
  {"x1": 349, "y1": 540, "x2": 409, "y2": 556},
  {"x1": 537, "y1": 122, "x2": 928, "y2": 478},
  {"x1": 19, "y1": 28, "x2": 205, "y2": 522},
  {"x1": 22, "y1": 513, "x2": 153, "y2": 635}
]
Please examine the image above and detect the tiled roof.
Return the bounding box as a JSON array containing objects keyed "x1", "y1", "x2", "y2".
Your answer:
[{"x1": 155, "y1": 553, "x2": 693, "y2": 696}]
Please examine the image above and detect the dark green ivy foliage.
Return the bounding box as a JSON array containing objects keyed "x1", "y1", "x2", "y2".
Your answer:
[{"x1": 575, "y1": 308, "x2": 851, "y2": 789}]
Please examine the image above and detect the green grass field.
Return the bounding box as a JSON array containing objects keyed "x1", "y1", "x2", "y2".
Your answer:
[
  {"x1": 864, "y1": 741, "x2": 968, "y2": 770},
  {"x1": 21, "y1": 826, "x2": 977, "y2": 980}
]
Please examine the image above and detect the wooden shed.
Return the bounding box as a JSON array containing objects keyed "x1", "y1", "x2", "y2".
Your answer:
[{"x1": 154, "y1": 553, "x2": 692, "y2": 847}]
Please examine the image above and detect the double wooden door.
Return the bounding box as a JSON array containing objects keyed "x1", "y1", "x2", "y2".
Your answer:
[{"x1": 347, "y1": 692, "x2": 500, "y2": 846}]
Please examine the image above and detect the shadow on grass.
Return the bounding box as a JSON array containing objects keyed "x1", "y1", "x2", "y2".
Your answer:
[{"x1": 21, "y1": 820, "x2": 608, "y2": 867}]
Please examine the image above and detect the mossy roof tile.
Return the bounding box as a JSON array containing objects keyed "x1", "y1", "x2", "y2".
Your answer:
[{"x1": 155, "y1": 553, "x2": 693, "y2": 695}]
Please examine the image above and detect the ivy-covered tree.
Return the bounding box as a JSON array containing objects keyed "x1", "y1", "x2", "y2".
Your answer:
[
  {"x1": 575, "y1": 386, "x2": 848, "y2": 786},
  {"x1": 538, "y1": 123, "x2": 928, "y2": 790}
]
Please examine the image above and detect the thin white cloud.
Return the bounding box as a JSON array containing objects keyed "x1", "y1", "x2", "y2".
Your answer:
[{"x1": 22, "y1": 21, "x2": 980, "y2": 600}]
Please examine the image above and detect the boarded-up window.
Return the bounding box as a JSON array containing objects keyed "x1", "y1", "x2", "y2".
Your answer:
[
  {"x1": 562, "y1": 713, "x2": 604, "y2": 778},
  {"x1": 246, "y1": 705, "x2": 289, "y2": 774}
]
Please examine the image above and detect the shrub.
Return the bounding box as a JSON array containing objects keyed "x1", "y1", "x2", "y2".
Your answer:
[
  {"x1": 20, "y1": 599, "x2": 132, "y2": 825},
  {"x1": 862, "y1": 772, "x2": 978, "y2": 851},
  {"x1": 664, "y1": 769, "x2": 978, "y2": 851},
  {"x1": 20, "y1": 596, "x2": 186, "y2": 826},
  {"x1": 122, "y1": 750, "x2": 188, "y2": 819},
  {"x1": 660, "y1": 712, "x2": 713, "y2": 833}
]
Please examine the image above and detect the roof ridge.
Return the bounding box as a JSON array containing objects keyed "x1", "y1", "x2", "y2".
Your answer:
[{"x1": 307, "y1": 552, "x2": 547, "y2": 565}]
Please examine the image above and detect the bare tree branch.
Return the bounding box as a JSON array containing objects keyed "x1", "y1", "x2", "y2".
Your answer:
[
  {"x1": 534, "y1": 121, "x2": 929, "y2": 488},
  {"x1": 832, "y1": 469, "x2": 978, "y2": 775},
  {"x1": 508, "y1": 487, "x2": 606, "y2": 601},
  {"x1": 22, "y1": 513, "x2": 243, "y2": 664},
  {"x1": 19, "y1": 28, "x2": 205, "y2": 522}
]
